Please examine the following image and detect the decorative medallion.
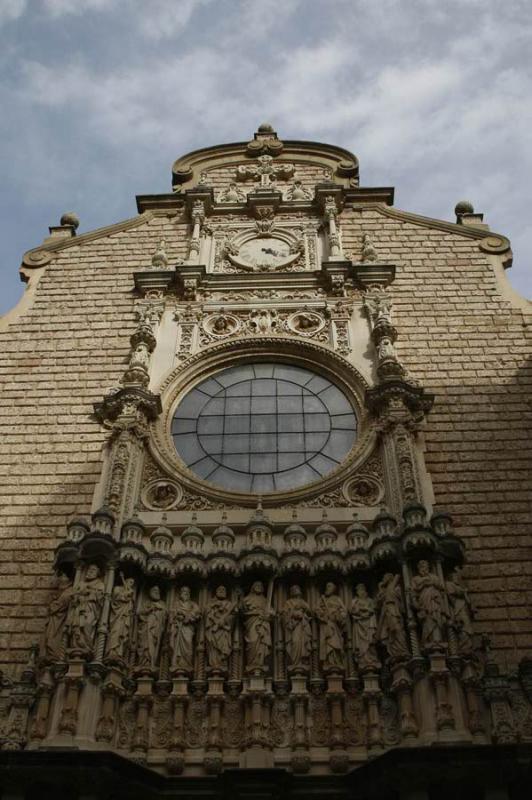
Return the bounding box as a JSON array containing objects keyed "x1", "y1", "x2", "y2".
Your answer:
[
  {"x1": 342, "y1": 475, "x2": 383, "y2": 506},
  {"x1": 202, "y1": 312, "x2": 241, "y2": 338},
  {"x1": 287, "y1": 309, "x2": 326, "y2": 337},
  {"x1": 142, "y1": 480, "x2": 183, "y2": 510}
]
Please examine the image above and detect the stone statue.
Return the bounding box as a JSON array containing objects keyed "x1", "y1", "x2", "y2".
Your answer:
[
  {"x1": 65, "y1": 564, "x2": 104, "y2": 656},
  {"x1": 169, "y1": 586, "x2": 201, "y2": 674},
  {"x1": 205, "y1": 586, "x2": 236, "y2": 671},
  {"x1": 376, "y1": 573, "x2": 409, "y2": 660},
  {"x1": 135, "y1": 585, "x2": 166, "y2": 671},
  {"x1": 378, "y1": 337, "x2": 396, "y2": 361},
  {"x1": 282, "y1": 585, "x2": 312, "y2": 672},
  {"x1": 42, "y1": 574, "x2": 73, "y2": 661},
  {"x1": 350, "y1": 583, "x2": 379, "y2": 670},
  {"x1": 446, "y1": 567, "x2": 474, "y2": 655},
  {"x1": 316, "y1": 582, "x2": 347, "y2": 672},
  {"x1": 241, "y1": 581, "x2": 273, "y2": 672},
  {"x1": 105, "y1": 577, "x2": 136, "y2": 663},
  {"x1": 410, "y1": 560, "x2": 449, "y2": 650}
]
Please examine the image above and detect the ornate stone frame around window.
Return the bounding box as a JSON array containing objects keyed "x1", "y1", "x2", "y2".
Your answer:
[{"x1": 150, "y1": 336, "x2": 377, "y2": 508}]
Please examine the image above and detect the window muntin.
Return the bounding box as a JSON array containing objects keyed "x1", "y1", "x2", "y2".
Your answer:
[{"x1": 172, "y1": 363, "x2": 357, "y2": 493}]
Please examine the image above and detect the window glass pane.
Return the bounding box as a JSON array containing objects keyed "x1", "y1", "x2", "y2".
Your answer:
[
  {"x1": 172, "y1": 362, "x2": 357, "y2": 493},
  {"x1": 197, "y1": 416, "x2": 224, "y2": 435}
]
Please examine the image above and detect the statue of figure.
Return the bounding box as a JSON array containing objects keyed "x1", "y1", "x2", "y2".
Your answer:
[
  {"x1": 242, "y1": 581, "x2": 273, "y2": 672},
  {"x1": 378, "y1": 337, "x2": 396, "y2": 361},
  {"x1": 350, "y1": 583, "x2": 379, "y2": 670},
  {"x1": 446, "y1": 567, "x2": 474, "y2": 655},
  {"x1": 169, "y1": 586, "x2": 201, "y2": 674},
  {"x1": 410, "y1": 560, "x2": 449, "y2": 650},
  {"x1": 105, "y1": 577, "x2": 136, "y2": 662},
  {"x1": 130, "y1": 341, "x2": 150, "y2": 369},
  {"x1": 65, "y1": 564, "x2": 104, "y2": 655},
  {"x1": 135, "y1": 585, "x2": 166, "y2": 671},
  {"x1": 205, "y1": 586, "x2": 236, "y2": 671},
  {"x1": 42, "y1": 574, "x2": 73, "y2": 661},
  {"x1": 376, "y1": 573, "x2": 409, "y2": 660},
  {"x1": 316, "y1": 582, "x2": 347, "y2": 672},
  {"x1": 282, "y1": 585, "x2": 312, "y2": 672}
]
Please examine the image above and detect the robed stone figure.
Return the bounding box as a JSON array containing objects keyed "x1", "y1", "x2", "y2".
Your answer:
[
  {"x1": 282, "y1": 585, "x2": 312, "y2": 672},
  {"x1": 316, "y1": 582, "x2": 347, "y2": 672},
  {"x1": 169, "y1": 586, "x2": 201, "y2": 674},
  {"x1": 135, "y1": 585, "x2": 166, "y2": 671},
  {"x1": 376, "y1": 573, "x2": 409, "y2": 660},
  {"x1": 446, "y1": 566, "x2": 474, "y2": 655},
  {"x1": 65, "y1": 564, "x2": 104, "y2": 656},
  {"x1": 205, "y1": 586, "x2": 236, "y2": 672},
  {"x1": 242, "y1": 581, "x2": 273, "y2": 672},
  {"x1": 350, "y1": 583, "x2": 379, "y2": 670},
  {"x1": 106, "y1": 577, "x2": 136, "y2": 663},
  {"x1": 42, "y1": 574, "x2": 73, "y2": 662},
  {"x1": 410, "y1": 560, "x2": 448, "y2": 650}
]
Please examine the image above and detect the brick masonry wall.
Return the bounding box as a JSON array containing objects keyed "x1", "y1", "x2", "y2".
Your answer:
[
  {"x1": 0, "y1": 200, "x2": 531, "y2": 677},
  {"x1": 344, "y1": 208, "x2": 532, "y2": 667}
]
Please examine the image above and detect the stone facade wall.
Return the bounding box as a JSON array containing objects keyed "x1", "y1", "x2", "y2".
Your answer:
[{"x1": 1, "y1": 201, "x2": 530, "y2": 683}]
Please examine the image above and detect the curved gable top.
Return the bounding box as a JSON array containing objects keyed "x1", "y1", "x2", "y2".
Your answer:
[{"x1": 171, "y1": 123, "x2": 360, "y2": 191}]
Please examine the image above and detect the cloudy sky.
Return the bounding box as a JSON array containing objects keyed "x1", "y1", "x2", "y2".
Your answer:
[{"x1": 1, "y1": 0, "x2": 531, "y2": 314}]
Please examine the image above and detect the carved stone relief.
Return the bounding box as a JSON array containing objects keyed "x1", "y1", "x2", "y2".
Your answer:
[{"x1": 142, "y1": 480, "x2": 184, "y2": 510}]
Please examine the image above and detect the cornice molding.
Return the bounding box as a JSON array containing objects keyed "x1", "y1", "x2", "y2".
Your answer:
[
  {"x1": 20, "y1": 212, "x2": 156, "y2": 269},
  {"x1": 361, "y1": 203, "x2": 512, "y2": 253}
]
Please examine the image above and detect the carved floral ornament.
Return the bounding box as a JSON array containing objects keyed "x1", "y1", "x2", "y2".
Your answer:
[
  {"x1": 199, "y1": 306, "x2": 330, "y2": 341},
  {"x1": 151, "y1": 338, "x2": 375, "y2": 507}
]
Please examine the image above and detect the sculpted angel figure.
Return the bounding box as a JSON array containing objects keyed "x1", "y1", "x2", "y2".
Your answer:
[
  {"x1": 205, "y1": 585, "x2": 237, "y2": 671},
  {"x1": 169, "y1": 586, "x2": 201, "y2": 674},
  {"x1": 375, "y1": 573, "x2": 409, "y2": 660},
  {"x1": 410, "y1": 560, "x2": 449, "y2": 650},
  {"x1": 350, "y1": 583, "x2": 379, "y2": 670},
  {"x1": 282, "y1": 585, "x2": 313, "y2": 672},
  {"x1": 446, "y1": 566, "x2": 474, "y2": 655},
  {"x1": 316, "y1": 582, "x2": 347, "y2": 672},
  {"x1": 105, "y1": 577, "x2": 136, "y2": 663},
  {"x1": 242, "y1": 581, "x2": 273, "y2": 672},
  {"x1": 65, "y1": 564, "x2": 104, "y2": 656},
  {"x1": 42, "y1": 573, "x2": 73, "y2": 661},
  {"x1": 135, "y1": 585, "x2": 167, "y2": 671}
]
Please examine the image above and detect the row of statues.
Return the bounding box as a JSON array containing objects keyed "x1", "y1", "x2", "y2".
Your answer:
[{"x1": 42, "y1": 561, "x2": 474, "y2": 676}]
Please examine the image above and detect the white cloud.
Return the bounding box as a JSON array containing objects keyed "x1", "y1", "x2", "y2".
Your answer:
[
  {"x1": 1, "y1": 0, "x2": 532, "y2": 313},
  {"x1": 0, "y1": 0, "x2": 26, "y2": 25},
  {"x1": 42, "y1": 0, "x2": 112, "y2": 15}
]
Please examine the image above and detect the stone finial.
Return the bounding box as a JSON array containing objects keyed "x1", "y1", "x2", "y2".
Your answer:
[
  {"x1": 151, "y1": 239, "x2": 169, "y2": 269},
  {"x1": 454, "y1": 200, "x2": 474, "y2": 217},
  {"x1": 257, "y1": 122, "x2": 274, "y2": 133},
  {"x1": 60, "y1": 211, "x2": 80, "y2": 230}
]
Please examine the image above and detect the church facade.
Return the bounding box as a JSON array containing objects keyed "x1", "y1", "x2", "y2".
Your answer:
[{"x1": 0, "y1": 125, "x2": 531, "y2": 798}]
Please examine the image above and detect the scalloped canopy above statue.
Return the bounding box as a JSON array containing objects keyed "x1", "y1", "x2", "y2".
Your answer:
[{"x1": 171, "y1": 124, "x2": 360, "y2": 195}]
